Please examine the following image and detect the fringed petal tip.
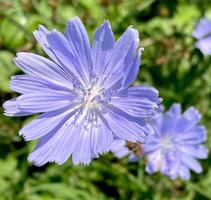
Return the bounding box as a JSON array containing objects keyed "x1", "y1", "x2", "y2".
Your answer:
[
  {"x1": 128, "y1": 26, "x2": 139, "y2": 42},
  {"x1": 28, "y1": 151, "x2": 93, "y2": 166},
  {"x1": 72, "y1": 159, "x2": 92, "y2": 166},
  {"x1": 139, "y1": 47, "x2": 144, "y2": 52},
  {"x1": 103, "y1": 19, "x2": 111, "y2": 24},
  {"x1": 67, "y1": 16, "x2": 82, "y2": 23}
]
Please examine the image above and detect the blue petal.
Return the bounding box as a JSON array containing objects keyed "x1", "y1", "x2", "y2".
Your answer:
[
  {"x1": 181, "y1": 154, "x2": 202, "y2": 173},
  {"x1": 3, "y1": 98, "x2": 32, "y2": 117},
  {"x1": 160, "y1": 113, "x2": 177, "y2": 135},
  {"x1": 71, "y1": 116, "x2": 113, "y2": 165},
  {"x1": 109, "y1": 139, "x2": 129, "y2": 158},
  {"x1": 28, "y1": 115, "x2": 80, "y2": 166},
  {"x1": 17, "y1": 92, "x2": 74, "y2": 113},
  {"x1": 103, "y1": 40, "x2": 139, "y2": 90},
  {"x1": 183, "y1": 107, "x2": 201, "y2": 123},
  {"x1": 90, "y1": 119, "x2": 113, "y2": 157},
  {"x1": 72, "y1": 120, "x2": 92, "y2": 165},
  {"x1": 33, "y1": 25, "x2": 58, "y2": 62},
  {"x1": 160, "y1": 151, "x2": 180, "y2": 179},
  {"x1": 149, "y1": 113, "x2": 163, "y2": 136},
  {"x1": 47, "y1": 31, "x2": 88, "y2": 84},
  {"x1": 178, "y1": 165, "x2": 191, "y2": 180},
  {"x1": 28, "y1": 129, "x2": 59, "y2": 166},
  {"x1": 14, "y1": 53, "x2": 71, "y2": 89},
  {"x1": 104, "y1": 105, "x2": 153, "y2": 143},
  {"x1": 92, "y1": 20, "x2": 114, "y2": 75},
  {"x1": 175, "y1": 107, "x2": 201, "y2": 133},
  {"x1": 168, "y1": 159, "x2": 180, "y2": 179},
  {"x1": 193, "y1": 18, "x2": 211, "y2": 39},
  {"x1": 105, "y1": 27, "x2": 139, "y2": 73},
  {"x1": 20, "y1": 106, "x2": 76, "y2": 141},
  {"x1": 127, "y1": 86, "x2": 161, "y2": 104},
  {"x1": 175, "y1": 125, "x2": 207, "y2": 144},
  {"x1": 111, "y1": 95, "x2": 158, "y2": 118},
  {"x1": 143, "y1": 138, "x2": 161, "y2": 154},
  {"x1": 100, "y1": 27, "x2": 139, "y2": 89},
  {"x1": 145, "y1": 150, "x2": 162, "y2": 173},
  {"x1": 123, "y1": 49, "x2": 142, "y2": 87},
  {"x1": 10, "y1": 75, "x2": 70, "y2": 94},
  {"x1": 110, "y1": 86, "x2": 160, "y2": 119},
  {"x1": 180, "y1": 145, "x2": 208, "y2": 159},
  {"x1": 49, "y1": 119, "x2": 79, "y2": 165},
  {"x1": 195, "y1": 36, "x2": 211, "y2": 55},
  {"x1": 66, "y1": 17, "x2": 92, "y2": 80},
  {"x1": 166, "y1": 103, "x2": 181, "y2": 116}
]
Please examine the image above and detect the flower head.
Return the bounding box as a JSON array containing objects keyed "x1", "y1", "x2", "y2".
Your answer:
[
  {"x1": 109, "y1": 138, "x2": 130, "y2": 158},
  {"x1": 3, "y1": 17, "x2": 160, "y2": 165},
  {"x1": 143, "y1": 103, "x2": 208, "y2": 180},
  {"x1": 109, "y1": 139, "x2": 139, "y2": 162},
  {"x1": 193, "y1": 18, "x2": 211, "y2": 55}
]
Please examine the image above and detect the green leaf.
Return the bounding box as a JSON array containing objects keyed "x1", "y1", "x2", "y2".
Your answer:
[
  {"x1": 0, "y1": 10, "x2": 28, "y2": 50},
  {"x1": 0, "y1": 51, "x2": 18, "y2": 92}
]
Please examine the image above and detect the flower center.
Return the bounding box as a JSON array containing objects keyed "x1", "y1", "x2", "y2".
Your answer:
[
  {"x1": 83, "y1": 86, "x2": 102, "y2": 109},
  {"x1": 72, "y1": 81, "x2": 112, "y2": 129},
  {"x1": 160, "y1": 137, "x2": 174, "y2": 151}
]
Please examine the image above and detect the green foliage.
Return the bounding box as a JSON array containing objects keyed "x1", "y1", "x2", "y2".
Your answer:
[
  {"x1": 0, "y1": 0, "x2": 211, "y2": 199},
  {"x1": 0, "y1": 51, "x2": 18, "y2": 92}
]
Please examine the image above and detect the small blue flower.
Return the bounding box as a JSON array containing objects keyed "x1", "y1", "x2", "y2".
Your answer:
[
  {"x1": 143, "y1": 103, "x2": 208, "y2": 180},
  {"x1": 3, "y1": 17, "x2": 161, "y2": 166},
  {"x1": 109, "y1": 138, "x2": 130, "y2": 158},
  {"x1": 193, "y1": 18, "x2": 211, "y2": 55},
  {"x1": 109, "y1": 139, "x2": 139, "y2": 162}
]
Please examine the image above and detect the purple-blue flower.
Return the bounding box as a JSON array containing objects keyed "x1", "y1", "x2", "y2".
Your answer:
[
  {"x1": 143, "y1": 103, "x2": 208, "y2": 180},
  {"x1": 193, "y1": 18, "x2": 211, "y2": 55},
  {"x1": 109, "y1": 139, "x2": 140, "y2": 162},
  {"x1": 109, "y1": 139, "x2": 130, "y2": 158},
  {"x1": 3, "y1": 17, "x2": 161, "y2": 166}
]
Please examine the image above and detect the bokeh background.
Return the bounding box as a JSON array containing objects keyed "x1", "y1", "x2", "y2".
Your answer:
[{"x1": 0, "y1": 0, "x2": 211, "y2": 199}]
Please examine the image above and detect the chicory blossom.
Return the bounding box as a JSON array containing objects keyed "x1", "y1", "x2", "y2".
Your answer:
[
  {"x1": 109, "y1": 138, "x2": 130, "y2": 158},
  {"x1": 193, "y1": 18, "x2": 211, "y2": 55},
  {"x1": 109, "y1": 139, "x2": 139, "y2": 162},
  {"x1": 143, "y1": 104, "x2": 208, "y2": 180},
  {"x1": 3, "y1": 17, "x2": 161, "y2": 165}
]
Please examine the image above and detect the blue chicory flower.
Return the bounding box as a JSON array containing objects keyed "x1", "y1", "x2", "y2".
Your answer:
[
  {"x1": 3, "y1": 17, "x2": 161, "y2": 166},
  {"x1": 143, "y1": 103, "x2": 208, "y2": 180},
  {"x1": 193, "y1": 18, "x2": 211, "y2": 55},
  {"x1": 109, "y1": 138, "x2": 130, "y2": 158},
  {"x1": 109, "y1": 139, "x2": 140, "y2": 162}
]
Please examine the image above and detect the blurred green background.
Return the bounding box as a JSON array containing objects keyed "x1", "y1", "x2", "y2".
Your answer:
[{"x1": 0, "y1": 0, "x2": 211, "y2": 199}]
